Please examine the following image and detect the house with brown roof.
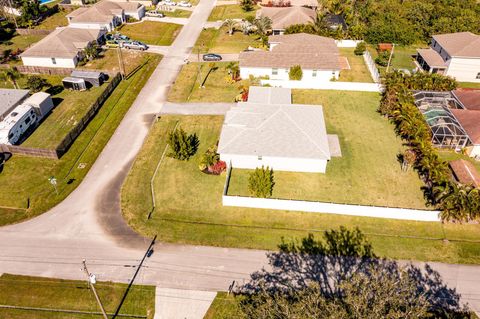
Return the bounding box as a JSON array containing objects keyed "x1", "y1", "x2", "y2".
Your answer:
[
  {"x1": 259, "y1": 0, "x2": 317, "y2": 8},
  {"x1": 239, "y1": 33, "x2": 341, "y2": 83},
  {"x1": 415, "y1": 32, "x2": 480, "y2": 83},
  {"x1": 21, "y1": 27, "x2": 105, "y2": 68},
  {"x1": 449, "y1": 159, "x2": 480, "y2": 188},
  {"x1": 450, "y1": 109, "x2": 480, "y2": 158},
  {"x1": 256, "y1": 6, "x2": 316, "y2": 35},
  {"x1": 67, "y1": 0, "x2": 145, "y2": 31}
]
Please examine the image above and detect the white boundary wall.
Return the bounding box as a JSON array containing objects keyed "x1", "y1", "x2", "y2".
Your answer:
[
  {"x1": 335, "y1": 40, "x2": 362, "y2": 48},
  {"x1": 222, "y1": 195, "x2": 441, "y2": 222},
  {"x1": 260, "y1": 79, "x2": 383, "y2": 92}
]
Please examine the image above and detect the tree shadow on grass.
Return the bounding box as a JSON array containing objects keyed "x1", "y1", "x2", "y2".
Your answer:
[{"x1": 237, "y1": 227, "x2": 469, "y2": 317}]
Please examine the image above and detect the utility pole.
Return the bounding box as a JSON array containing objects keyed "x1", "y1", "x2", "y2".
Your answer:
[
  {"x1": 386, "y1": 43, "x2": 395, "y2": 73},
  {"x1": 82, "y1": 259, "x2": 109, "y2": 319},
  {"x1": 116, "y1": 46, "x2": 125, "y2": 79}
]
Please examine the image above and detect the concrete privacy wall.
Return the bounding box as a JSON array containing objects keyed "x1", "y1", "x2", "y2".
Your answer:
[
  {"x1": 335, "y1": 40, "x2": 362, "y2": 48},
  {"x1": 15, "y1": 65, "x2": 74, "y2": 75},
  {"x1": 261, "y1": 79, "x2": 383, "y2": 92},
  {"x1": 222, "y1": 195, "x2": 441, "y2": 222},
  {"x1": 363, "y1": 51, "x2": 381, "y2": 83},
  {"x1": 16, "y1": 29, "x2": 52, "y2": 36}
]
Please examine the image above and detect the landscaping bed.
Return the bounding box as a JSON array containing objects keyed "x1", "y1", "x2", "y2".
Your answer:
[
  {"x1": 0, "y1": 273, "x2": 155, "y2": 319},
  {"x1": 121, "y1": 110, "x2": 480, "y2": 264},
  {"x1": 118, "y1": 21, "x2": 182, "y2": 46}
]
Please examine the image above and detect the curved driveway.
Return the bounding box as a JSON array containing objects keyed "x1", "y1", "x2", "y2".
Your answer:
[{"x1": 0, "y1": 1, "x2": 479, "y2": 315}]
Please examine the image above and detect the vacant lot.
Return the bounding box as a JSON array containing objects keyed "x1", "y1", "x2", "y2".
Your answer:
[
  {"x1": 82, "y1": 50, "x2": 155, "y2": 76},
  {"x1": 168, "y1": 62, "x2": 253, "y2": 102},
  {"x1": 122, "y1": 111, "x2": 480, "y2": 264},
  {"x1": 0, "y1": 55, "x2": 161, "y2": 225},
  {"x1": 339, "y1": 48, "x2": 373, "y2": 82},
  {"x1": 194, "y1": 27, "x2": 261, "y2": 53},
  {"x1": 118, "y1": 21, "x2": 182, "y2": 45},
  {"x1": 208, "y1": 4, "x2": 257, "y2": 21},
  {"x1": 0, "y1": 274, "x2": 155, "y2": 319}
]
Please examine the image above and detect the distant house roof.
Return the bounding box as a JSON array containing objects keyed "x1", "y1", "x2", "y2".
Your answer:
[
  {"x1": 432, "y1": 32, "x2": 480, "y2": 58},
  {"x1": 247, "y1": 86, "x2": 291, "y2": 104},
  {"x1": 449, "y1": 159, "x2": 480, "y2": 188},
  {"x1": 416, "y1": 48, "x2": 446, "y2": 68},
  {"x1": 260, "y1": 0, "x2": 318, "y2": 7},
  {"x1": 67, "y1": 0, "x2": 140, "y2": 23},
  {"x1": 452, "y1": 89, "x2": 480, "y2": 111},
  {"x1": 0, "y1": 88, "x2": 30, "y2": 118},
  {"x1": 21, "y1": 27, "x2": 102, "y2": 59},
  {"x1": 257, "y1": 6, "x2": 316, "y2": 30},
  {"x1": 239, "y1": 33, "x2": 340, "y2": 70},
  {"x1": 450, "y1": 109, "x2": 480, "y2": 144},
  {"x1": 218, "y1": 87, "x2": 330, "y2": 160}
]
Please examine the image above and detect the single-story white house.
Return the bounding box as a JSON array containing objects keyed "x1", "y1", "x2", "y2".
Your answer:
[
  {"x1": 21, "y1": 27, "x2": 105, "y2": 68},
  {"x1": 66, "y1": 0, "x2": 145, "y2": 31},
  {"x1": 218, "y1": 87, "x2": 332, "y2": 173},
  {"x1": 239, "y1": 33, "x2": 341, "y2": 83},
  {"x1": 416, "y1": 32, "x2": 480, "y2": 83},
  {"x1": 256, "y1": 6, "x2": 316, "y2": 35}
]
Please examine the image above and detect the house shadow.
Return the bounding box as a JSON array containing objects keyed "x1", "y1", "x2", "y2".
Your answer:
[{"x1": 236, "y1": 231, "x2": 469, "y2": 317}]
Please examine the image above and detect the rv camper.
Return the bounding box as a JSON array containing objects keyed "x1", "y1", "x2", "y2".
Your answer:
[
  {"x1": 62, "y1": 77, "x2": 87, "y2": 91},
  {"x1": 25, "y1": 92, "x2": 54, "y2": 120},
  {"x1": 0, "y1": 104, "x2": 38, "y2": 145}
]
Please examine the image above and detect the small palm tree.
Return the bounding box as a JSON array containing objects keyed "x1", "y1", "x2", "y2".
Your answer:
[
  {"x1": 253, "y1": 16, "x2": 272, "y2": 37},
  {"x1": 0, "y1": 67, "x2": 21, "y2": 89},
  {"x1": 223, "y1": 19, "x2": 237, "y2": 36},
  {"x1": 225, "y1": 62, "x2": 239, "y2": 80},
  {"x1": 83, "y1": 43, "x2": 99, "y2": 61}
]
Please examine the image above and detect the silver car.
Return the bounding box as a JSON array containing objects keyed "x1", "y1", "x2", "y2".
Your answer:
[{"x1": 122, "y1": 41, "x2": 148, "y2": 51}]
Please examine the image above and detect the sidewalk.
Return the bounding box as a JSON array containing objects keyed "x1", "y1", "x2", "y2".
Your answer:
[{"x1": 154, "y1": 288, "x2": 217, "y2": 319}]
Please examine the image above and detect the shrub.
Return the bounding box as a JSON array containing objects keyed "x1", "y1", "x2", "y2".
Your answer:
[
  {"x1": 199, "y1": 146, "x2": 219, "y2": 168},
  {"x1": 375, "y1": 51, "x2": 390, "y2": 67},
  {"x1": 289, "y1": 65, "x2": 303, "y2": 81},
  {"x1": 248, "y1": 166, "x2": 274, "y2": 198},
  {"x1": 240, "y1": 0, "x2": 254, "y2": 12},
  {"x1": 354, "y1": 42, "x2": 366, "y2": 55},
  {"x1": 209, "y1": 160, "x2": 226, "y2": 175},
  {"x1": 27, "y1": 75, "x2": 49, "y2": 93},
  {"x1": 167, "y1": 128, "x2": 199, "y2": 161}
]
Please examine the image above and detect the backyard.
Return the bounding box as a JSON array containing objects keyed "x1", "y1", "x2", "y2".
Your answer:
[
  {"x1": 122, "y1": 93, "x2": 480, "y2": 264},
  {"x1": 208, "y1": 4, "x2": 257, "y2": 21},
  {"x1": 367, "y1": 44, "x2": 420, "y2": 75},
  {"x1": 118, "y1": 21, "x2": 182, "y2": 46},
  {"x1": 193, "y1": 26, "x2": 261, "y2": 54},
  {"x1": 33, "y1": 7, "x2": 70, "y2": 30},
  {"x1": 0, "y1": 273, "x2": 155, "y2": 319},
  {"x1": 338, "y1": 48, "x2": 373, "y2": 82},
  {"x1": 0, "y1": 55, "x2": 162, "y2": 225},
  {"x1": 168, "y1": 62, "x2": 254, "y2": 102}
]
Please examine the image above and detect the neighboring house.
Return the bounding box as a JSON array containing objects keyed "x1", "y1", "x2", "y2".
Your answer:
[
  {"x1": 239, "y1": 33, "x2": 341, "y2": 82},
  {"x1": 415, "y1": 32, "x2": 480, "y2": 83},
  {"x1": 218, "y1": 87, "x2": 332, "y2": 173},
  {"x1": 108, "y1": 0, "x2": 158, "y2": 7},
  {"x1": 67, "y1": 0, "x2": 145, "y2": 31},
  {"x1": 21, "y1": 27, "x2": 105, "y2": 68},
  {"x1": 256, "y1": 6, "x2": 316, "y2": 35},
  {"x1": 449, "y1": 159, "x2": 480, "y2": 188},
  {"x1": 0, "y1": 89, "x2": 30, "y2": 121},
  {"x1": 260, "y1": 0, "x2": 317, "y2": 8}
]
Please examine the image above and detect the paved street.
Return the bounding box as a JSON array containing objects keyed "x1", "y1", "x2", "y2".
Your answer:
[{"x1": 0, "y1": 0, "x2": 479, "y2": 317}]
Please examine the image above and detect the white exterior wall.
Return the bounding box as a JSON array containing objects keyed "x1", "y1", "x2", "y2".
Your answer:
[
  {"x1": 68, "y1": 21, "x2": 114, "y2": 31},
  {"x1": 469, "y1": 145, "x2": 480, "y2": 158},
  {"x1": 240, "y1": 66, "x2": 338, "y2": 82},
  {"x1": 21, "y1": 56, "x2": 77, "y2": 68},
  {"x1": 335, "y1": 39, "x2": 362, "y2": 48},
  {"x1": 220, "y1": 154, "x2": 328, "y2": 173},
  {"x1": 445, "y1": 57, "x2": 480, "y2": 83},
  {"x1": 261, "y1": 79, "x2": 383, "y2": 92}
]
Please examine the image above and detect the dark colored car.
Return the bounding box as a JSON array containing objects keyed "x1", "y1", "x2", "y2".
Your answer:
[{"x1": 202, "y1": 53, "x2": 222, "y2": 61}]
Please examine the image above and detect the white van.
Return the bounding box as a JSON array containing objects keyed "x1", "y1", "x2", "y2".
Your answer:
[{"x1": 0, "y1": 104, "x2": 38, "y2": 145}]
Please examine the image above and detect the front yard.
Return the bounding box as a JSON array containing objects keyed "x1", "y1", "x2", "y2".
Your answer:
[
  {"x1": 208, "y1": 4, "x2": 257, "y2": 21},
  {"x1": 122, "y1": 93, "x2": 480, "y2": 265},
  {"x1": 194, "y1": 26, "x2": 261, "y2": 53},
  {"x1": 118, "y1": 21, "x2": 182, "y2": 46},
  {"x1": 168, "y1": 62, "x2": 254, "y2": 102}
]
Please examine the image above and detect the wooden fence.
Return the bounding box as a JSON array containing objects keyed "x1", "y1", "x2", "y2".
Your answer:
[
  {"x1": 15, "y1": 65, "x2": 74, "y2": 75},
  {"x1": 0, "y1": 72, "x2": 121, "y2": 159}
]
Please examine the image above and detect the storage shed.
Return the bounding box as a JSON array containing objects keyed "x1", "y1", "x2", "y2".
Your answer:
[
  {"x1": 70, "y1": 70, "x2": 105, "y2": 87},
  {"x1": 63, "y1": 77, "x2": 87, "y2": 91}
]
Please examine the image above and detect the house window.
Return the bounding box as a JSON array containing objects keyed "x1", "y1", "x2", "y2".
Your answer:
[
  {"x1": 51, "y1": 57, "x2": 56, "y2": 65},
  {"x1": 476, "y1": 72, "x2": 480, "y2": 79},
  {"x1": 312, "y1": 70, "x2": 317, "y2": 77},
  {"x1": 272, "y1": 68, "x2": 278, "y2": 76}
]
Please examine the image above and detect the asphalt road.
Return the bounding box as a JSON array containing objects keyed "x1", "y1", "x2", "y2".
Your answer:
[{"x1": 0, "y1": 0, "x2": 479, "y2": 315}]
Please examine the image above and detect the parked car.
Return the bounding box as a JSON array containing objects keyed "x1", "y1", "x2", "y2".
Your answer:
[
  {"x1": 177, "y1": 1, "x2": 192, "y2": 7},
  {"x1": 164, "y1": 1, "x2": 176, "y2": 5},
  {"x1": 106, "y1": 40, "x2": 119, "y2": 48},
  {"x1": 122, "y1": 41, "x2": 149, "y2": 51},
  {"x1": 145, "y1": 10, "x2": 165, "y2": 17},
  {"x1": 203, "y1": 53, "x2": 222, "y2": 61}
]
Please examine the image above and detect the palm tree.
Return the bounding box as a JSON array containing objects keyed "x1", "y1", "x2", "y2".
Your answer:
[
  {"x1": 253, "y1": 16, "x2": 272, "y2": 37},
  {"x1": 0, "y1": 67, "x2": 21, "y2": 89},
  {"x1": 225, "y1": 62, "x2": 239, "y2": 80},
  {"x1": 83, "y1": 43, "x2": 99, "y2": 61},
  {"x1": 223, "y1": 19, "x2": 237, "y2": 36}
]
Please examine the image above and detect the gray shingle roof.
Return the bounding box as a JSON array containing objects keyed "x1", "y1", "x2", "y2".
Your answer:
[
  {"x1": 432, "y1": 32, "x2": 480, "y2": 58},
  {"x1": 218, "y1": 87, "x2": 331, "y2": 160},
  {"x1": 257, "y1": 6, "x2": 316, "y2": 30},
  {"x1": 0, "y1": 89, "x2": 30, "y2": 118},
  {"x1": 247, "y1": 86, "x2": 291, "y2": 104}
]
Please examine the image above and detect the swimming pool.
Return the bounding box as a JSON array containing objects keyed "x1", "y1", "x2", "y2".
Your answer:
[{"x1": 39, "y1": 0, "x2": 55, "y2": 5}]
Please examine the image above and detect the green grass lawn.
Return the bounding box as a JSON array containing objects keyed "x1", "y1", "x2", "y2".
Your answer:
[
  {"x1": 0, "y1": 274, "x2": 155, "y2": 319},
  {"x1": 162, "y1": 9, "x2": 192, "y2": 18},
  {"x1": 367, "y1": 45, "x2": 421, "y2": 75},
  {"x1": 121, "y1": 111, "x2": 480, "y2": 264},
  {"x1": 339, "y1": 48, "x2": 373, "y2": 82},
  {"x1": 194, "y1": 27, "x2": 261, "y2": 53},
  {"x1": 118, "y1": 21, "x2": 182, "y2": 46},
  {"x1": 82, "y1": 50, "x2": 154, "y2": 76},
  {"x1": 0, "y1": 55, "x2": 161, "y2": 225},
  {"x1": 21, "y1": 76, "x2": 106, "y2": 149},
  {"x1": 208, "y1": 4, "x2": 257, "y2": 21},
  {"x1": 203, "y1": 292, "x2": 241, "y2": 319},
  {"x1": 168, "y1": 62, "x2": 253, "y2": 102},
  {"x1": 34, "y1": 8, "x2": 69, "y2": 30},
  {"x1": 458, "y1": 82, "x2": 480, "y2": 89},
  {"x1": 0, "y1": 34, "x2": 45, "y2": 55}
]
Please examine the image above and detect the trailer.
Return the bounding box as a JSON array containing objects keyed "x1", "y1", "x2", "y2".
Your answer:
[
  {"x1": 0, "y1": 104, "x2": 38, "y2": 145},
  {"x1": 24, "y1": 92, "x2": 54, "y2": 120},
  {"x1": 62, "y1": 77, "x2": 87, "y2": 91},
  {"x1": 70, "y1": 70, "x2": 106, "y2": 87}
]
